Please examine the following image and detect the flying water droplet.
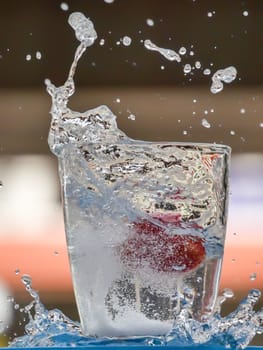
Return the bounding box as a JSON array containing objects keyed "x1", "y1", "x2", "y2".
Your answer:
[
  {"x1": 0, "y1": 180, "x2": 3, "y2": 188},
  {"x1": 259, "y1": 122, "x2": 263, "y2": 128},
  {"x1": 183, "y1": 64, "x2": 192, "y2": 74},
  {"x1": 230, "y1": 130, "x2": 235, "y2": 135},
  {"x1": 146, "y1": 18, "x2": 154, "y2": 26},
  {"x1": 250, "y1": 272, "x2": 257, "y2": 281},
  {"x1": 68, "y1": 12, "x2": 97, "y2": 47},
  {"x1": 210, "y1": 66, "x2": 237, "y2": 94},
  {"x1": 179, "y1": 47, "x2": 187, "y2": 55},
  {"x1": 122, "y1": 36, "x2": 132, "y2": 46},
  {"x1": 240, "y1": 108, "x2": 246, "y2": 114},
  {"x1": 195, "y1": 61, "x2": 201, "y2": 69},
  {"x1": 144, "y1": 39, "x2": 181, "y2": 62},
  {"x1": 21, "y1": 274, "x2": 32, "y2": 288},
  {"x1": 223, "y1": 288, "x2": 234, "y2": 299},
  {"x1": 26, "y1": 54, "x2": 31, "y2": 61},
  {"x1": 36, "y1": 51, "x2": 42, "y2": 60},
  {"x1": 201, "y1": 118, "x2": 211, "y2": 128},
  {"x1": 60, "y1": 2, "x2": 69, "y2": 11},
  {"x1": 203, "y1": 68, "x2": 211, "y2": 75},
  {"x1": 15, "y1": 268, "x2": 20, "y2": 275},
  {"x1": 243, "y1": 10, "x2": 249, "y2": 16}
]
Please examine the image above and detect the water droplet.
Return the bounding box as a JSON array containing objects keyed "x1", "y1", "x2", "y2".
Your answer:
[
  {"x1": 189, "y1": 50, "x2": 194, "y2": 56},
  {"x1": 210, "y1": 66, "x2": 237, "y2": 94},
  {"x1": 6, "y1": 296, "x2": 14, "y2": 303},
  {"x1": 201, "y1": 118, "x2": 211, "y2": 128},
  {"x1": 250, "y1": 272, "x2": 257, "y2": 281},
  {"x1": 160, "y1": 65, "x2": 165, "y2": 70},
  {"x1": 0, "y1": 180, "x2": 3, "y2": 188},
  {"x1": 259, "y1": 122, "x2": 263, "y2": 128},
  {"x1": 36, "y1": 51, "x2": 42, "y2": 60},
  {"x1": 243, "y1": 10, "x2": 249, "y2": 16},
  {"x1": 204, "y1": 110, "x2": 208, "y2": 115},
  {"x1": 203, "y1": 68, "x2": 211, "y2": 75},
  {"x1": 230, "y1": 130, "x2": 235, "y2": 135},
  {"x1": 146, "y1": 18, "x2": 154, "y2": 26},
  {"x1": 104, "y1": 0, "x2": 114, "y2": 3},
  {"x1": 240, "y1": 108, "x2": 246, "y2": 114},
  {"x1": 26, "y1": 54, "x2": 31, "y2": 61},
  {"x1": 210, "y1": 108, "x2": 214, "y2": 113},
  {"x1": 54, "y1": 251, "x2": 59, "y2": 256},
  {"x1": 122, "y1": 36, "x2": 132, "y2": 46},
  {"x1": 183, "y1": 64, "x2": 192, "y2": 74},
  {"x1": 182, "y1": 130, "x2": 188, "y2": 135},
  {"x1": 14, "y1": 303, "x2": 20, "y2": 310},
  {"x1": 128, "y1": 114, "x2": 136, "y2": 121},
  {"x1": 116, "y1": 98, "x2": 120, "y2": 103},
  {"x1": 99, "y1": 39, "x2": 105, "y2": 46},
  {"x1": 223, "y1": 289, "x2": 234, "y2": 299},
  {"x1": 21, "y1": 274, "x2": 32, "y2": 287},
  {"x1": 68, "y1": 12, "x2": 97, "y2": 47},
  {"x1": 144, "y1": 39, "x2": 181, "y2": 62},
  {"x1": 15, "y1": 268, "x2": 20, "y2": 275},
  {"x1": 60, "y1": 2, "x2": 69, "y2": 11},
  {"x1": 207, "y1": 11, "x2": 213, "y2": 17},
  {"x1": 179, "y1": 47, "x2": 187, "y2": 55},
  {"x1": 195, "y1": 61, "x2": 201, "y2": 69},
  {"x1": 193, "y1": 99, "x2": 197, "y2": 103}
]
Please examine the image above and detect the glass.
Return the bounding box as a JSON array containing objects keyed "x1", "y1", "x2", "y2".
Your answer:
[{"x1": 57, "y1": 140, "x2": 230, "y2": 338}]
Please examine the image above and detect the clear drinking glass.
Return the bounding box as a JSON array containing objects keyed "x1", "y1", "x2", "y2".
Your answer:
[{"x1": 57, "y1": 140, "x2": 230, "y2": 338}]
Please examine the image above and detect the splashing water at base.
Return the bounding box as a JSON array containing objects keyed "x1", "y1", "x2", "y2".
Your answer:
[{"x1": 8, "y1": 277, "x2": 263, "y2": 349}]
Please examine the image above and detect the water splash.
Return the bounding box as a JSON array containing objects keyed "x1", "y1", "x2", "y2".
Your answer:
[
  {"x1": 210, "y1": 66, "x2": 237, "y2": 94},
  {"x1": 9, "y1": 277, "x2": 263, "y2": 349},
  {"x1": 144, "y1": 39, "x2": 181, "y2": 62}
]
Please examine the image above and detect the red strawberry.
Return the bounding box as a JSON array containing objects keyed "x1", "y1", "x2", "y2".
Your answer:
[{"x1": 120, "y1": 216, "x2": 205, "y2": 273}]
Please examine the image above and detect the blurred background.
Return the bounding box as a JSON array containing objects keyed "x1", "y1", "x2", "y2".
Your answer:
[{"x1": 0, "y1": 0, "x2": 263, "y2": 346}]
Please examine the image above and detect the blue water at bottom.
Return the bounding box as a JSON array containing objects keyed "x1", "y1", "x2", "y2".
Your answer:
[{"x1": 7, "y1": 283, "x2": 263, "y2": 349}]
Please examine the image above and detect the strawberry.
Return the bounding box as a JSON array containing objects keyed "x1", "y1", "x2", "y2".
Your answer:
[{"x1": 120, "y1": 216, "x2": 205, "y2": 273}]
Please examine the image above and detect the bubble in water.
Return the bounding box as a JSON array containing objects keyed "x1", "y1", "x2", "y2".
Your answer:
[
  {"x1": 243, "y1": 10, "x2": 249, "y2": 16},
  {"x1": 146, "y1": 18, "x2": 154, "y2": 26},
  {"x1": 122, "y1": 36, "x2": 132, "y2": 46},
  {"x1": 183, "y1": 64, "x2": 192, "y2": 74},
  {"x1": 26, "y1": 54, "x2": 31, "y2": 61},
  {"x1": 201, "y1": 118, "x2": 211, "y2": 128},
  {"x1": 144, "y1": 39, "x2": 181, "y2": 62},
  {"x1": 60, "y1": 2, "x2": 69, "y2": 11},
  {"x1": 203, "y1": 68, "x2": 211, "y2": 75},
  {"x1": 36, "y1": 51, "x2": 42, "y2": 60},
  {"x1": 179, "y1": 47, "x2": 187, "y2": 55},
  {"x1": 250, "y1": 272, "x2": 257, "y2": 281},
  {"x1": 210, "y1": 66, "x2": 237, "y2": 94},
  {"x1": 68, "y1": 12, "x2": 97, "y2": 47}
]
